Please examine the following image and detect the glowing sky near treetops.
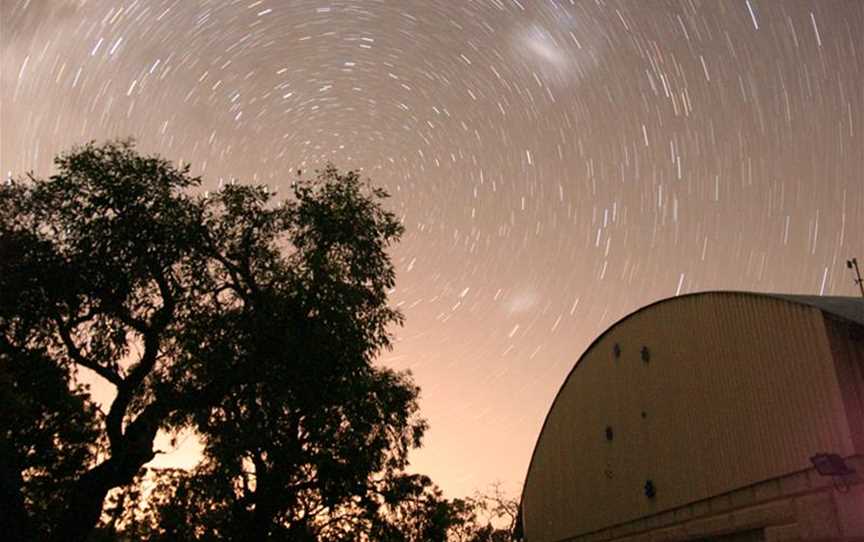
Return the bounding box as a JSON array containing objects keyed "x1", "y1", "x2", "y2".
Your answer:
[{"x1": 2, "y1": 0, "x2": 862, "y2": 499}]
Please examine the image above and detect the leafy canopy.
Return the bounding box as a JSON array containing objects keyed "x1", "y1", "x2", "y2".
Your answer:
[{"x1": 0, "y1": 140, "x2": 434, "y2": 541}]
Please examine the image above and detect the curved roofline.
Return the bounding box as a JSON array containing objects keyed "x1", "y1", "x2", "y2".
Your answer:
[{"x1": 518, "y1": 290, "x2": 864, "y2": 516}]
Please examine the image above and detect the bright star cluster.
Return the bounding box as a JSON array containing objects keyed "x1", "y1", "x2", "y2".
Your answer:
[{"x1": 2, "y1": 0, "x2": 862, "y2": 498}]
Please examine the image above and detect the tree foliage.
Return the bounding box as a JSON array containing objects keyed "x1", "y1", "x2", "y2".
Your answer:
[
  {"x1": 1, "y1": 140, "x2": 521, "y2": 541},
  {"x1": 1, "y1": 141, "x2": 207, "y2": 541},
  {"x1": 96, "y1": 469, "x2": 520, "y2": 542},
  {"x1": 0, "y1": 140, "x2": 439, "y2": 541},
  {"x1": 0, "y1": 346, "x2": 102, "y2": 540}
]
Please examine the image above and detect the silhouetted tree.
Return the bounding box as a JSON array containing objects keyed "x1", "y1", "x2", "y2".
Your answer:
[
  {"x1": 0, "y1": 140, "x2": 423, "y2": 541},
  {"x1": 1, "y1": 141, "x2": 206, "y2": 542},
  {"x1": 154, "y1": 168, "x2": 424, "y2": 540},
  {"x1": 98, "y1": 468, "x2": 492, "y2": 542},
  {"x1": 0, "y1": 346, "x2": 102, "y2": 540},
  {"x1": 460, "y1": 483, "x2": 520, "y2": 542}
]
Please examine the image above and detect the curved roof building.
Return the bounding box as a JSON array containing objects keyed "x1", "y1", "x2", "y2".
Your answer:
[{"x1": 521, "y1": 291, "x2": 864, "y2": 542}]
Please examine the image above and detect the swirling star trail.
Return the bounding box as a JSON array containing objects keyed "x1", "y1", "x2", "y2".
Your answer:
[{"x1": 2, "y1": 0, "x2": 862, "y2": 498}]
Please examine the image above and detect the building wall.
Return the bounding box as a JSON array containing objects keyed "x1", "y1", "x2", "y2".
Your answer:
[
  {"x1": 522, "y1": 293, "x2": 858, "y2": 542},
  {"x1": 823, "y1": 316, "x2": 864, "y2": 453},
  {"x1": 564, "y1": 457, "x2": 864, "y2": 542}
]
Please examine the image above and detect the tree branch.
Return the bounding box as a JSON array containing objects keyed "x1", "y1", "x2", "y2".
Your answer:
[
  {"x1": 95, "y1": 293, "x2": 149, "y2": 335},
  {"x1": 53, "y1": 315, "x2": 122, "y2": 386},
  {"x1": 105, "y1": 263, "x2": 175, "y2": 451},
  {"x1": 49, "y1": 400, "x2": 166, "y2": 542}
]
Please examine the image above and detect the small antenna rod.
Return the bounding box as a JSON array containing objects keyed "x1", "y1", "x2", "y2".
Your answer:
[{"x1": 847, "y1": 258, "x2": 864, "y2": 298}]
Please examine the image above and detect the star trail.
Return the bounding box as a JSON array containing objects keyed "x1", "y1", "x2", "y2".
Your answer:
[{"x1": 2, "y1": 0, "x2": 862, "y2": 499}]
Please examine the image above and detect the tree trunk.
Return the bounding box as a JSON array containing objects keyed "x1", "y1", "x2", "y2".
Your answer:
[
  {"x1": 236, "y1": 458, "x2": 281, "y2": 542},
  {"x1": 48, "y1": 407, "x2": 161, "y2": 542},
  {"x1": 49, "y1": 461, "x2": 118, "y2": 542}
]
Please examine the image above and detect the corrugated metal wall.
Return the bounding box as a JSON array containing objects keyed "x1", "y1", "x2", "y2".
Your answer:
[
  {"x1": 824, "y1": 316, "x2": 864, "y2": 452},
  {"x1": 522, "y1": 293, "x2": 855, "y2": 542}
]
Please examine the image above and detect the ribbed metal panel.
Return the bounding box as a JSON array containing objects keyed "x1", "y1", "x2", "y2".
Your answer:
[
  {"x1": 823, "y1": 317, "x2": 864, "y2": 453},
  {"x1": 522, "y1": 292, "x2": 858, "y2": 542}
]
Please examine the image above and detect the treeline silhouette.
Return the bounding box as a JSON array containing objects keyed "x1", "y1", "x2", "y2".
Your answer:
[{"x1": 0, "y1": 141, "x2": 516, "y2": 541}]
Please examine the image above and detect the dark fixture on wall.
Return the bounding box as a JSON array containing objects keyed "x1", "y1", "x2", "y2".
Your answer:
[
  {"x1": 847, "y1": 258, "x2": 864, "y2": 298},
  {"x1": 640, "y1": 346, "x2": 650, "y2": 363},
  {"x1": 613, "y1": 343, "x2": 621, "y2": 358},
  {"x1": 641, "y1": 411, "x2": 647, "y2": 419},
  {"x1": 811, "y1": 453, "x2": 858, "y2": 492},
  {"x1": 644, "y1": 479, "x2": 656, "y2": 498},
  {"x1": 811, "y1": 453, "x2": 855, "y2": 476},
  {"x1": 605, "y1": 426, "x2": 614, "y2": 441}
]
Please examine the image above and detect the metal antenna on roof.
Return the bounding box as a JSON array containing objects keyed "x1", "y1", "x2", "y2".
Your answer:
[{"x1": 847, "y1": 258, "x2": 864, "y2": 298}]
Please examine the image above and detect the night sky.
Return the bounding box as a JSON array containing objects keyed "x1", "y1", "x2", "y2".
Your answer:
[{"x1": 2, "y1": 0, "x2": 863, "y2": 499}]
